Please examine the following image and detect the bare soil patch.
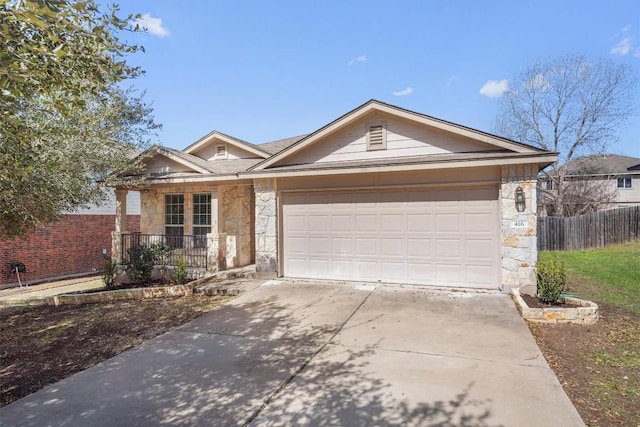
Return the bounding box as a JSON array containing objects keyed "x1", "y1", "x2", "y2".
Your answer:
[
  {"x1": 520, "y1": 293, "x2": 575, "y2": 309},
  {"x1": 0, "y1": 294, "x2": 233, "y2": 407},
  {"x1": 528, "y1": 296, "x2": 640, "y2": 426}
]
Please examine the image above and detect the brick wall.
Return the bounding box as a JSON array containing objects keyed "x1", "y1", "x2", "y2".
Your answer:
[{"x1": 0, "y1": 215, "x2": 140, "y2": 287}]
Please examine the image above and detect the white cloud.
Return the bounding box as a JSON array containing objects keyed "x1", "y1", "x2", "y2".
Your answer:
[
  {"x1": 348, "y1": 55, "x2": 367, "y2": 65},
  {"x1": 610, "y1": 25, "x2": 639, "y2": 56},
  {"x1": 134, "y1": 13, "x2": 170, "y2": 37},
  {"x1": 611, "y1": 36, "x2": 632, "y2": 55},
  {"x1": 392, "y1": 86, "x2": 413, "y2": 96},
  {"x1": 445, "y1": 75, "x2": 460, "y2": 87},
  {"x1": 479, "y1": 80, "x2": 508, "y2": 98}
]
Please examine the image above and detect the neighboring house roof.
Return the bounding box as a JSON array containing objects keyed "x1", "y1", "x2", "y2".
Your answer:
[{"x1": 562, "y1": 154, "x2": 640, "y2": 176}]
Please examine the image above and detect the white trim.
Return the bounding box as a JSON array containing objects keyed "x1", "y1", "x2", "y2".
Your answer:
[
  {"x1": 184, "y1": 131, "x2": 270, "y2": 158},
  {"x1": 157, "y1": 149, "x2": 211, "y2": 174},
  {"x1": 251, "y1": 100, "x2": 541, "y2": 171},
  {"x1": 277, "y1": 180, "x2": 501, "y2": 195},
  {"x1": 242, "y1": 155, "x2": 558, "y2": 179}
]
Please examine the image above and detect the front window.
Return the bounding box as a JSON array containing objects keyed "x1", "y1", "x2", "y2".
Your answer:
[
  {"x1": 165, "y1": 194, "x2": 184, "y2": 248},
  {"x1": 617, "y1": 177, "x2": 632, "y2": 188},
  {"x1": 193, "y1": 193, "x2": 211, "y2": 247}
]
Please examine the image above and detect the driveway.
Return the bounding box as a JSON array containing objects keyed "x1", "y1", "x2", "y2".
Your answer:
[{"x1": 0, "y1": 280, "x2": 584, "y2": 426}]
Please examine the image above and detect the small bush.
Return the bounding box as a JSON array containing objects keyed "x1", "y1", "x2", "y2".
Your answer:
[
  {"x1": 536, "y1": 258, "x2": 567, "y2": 304},
  {"x1": 102, "y1": 259, "x2": 117, "y2": 289},
  {"x1": 173, "y1": 256, "x2": 189, "y2": 285},
  {"x1": 126, "y1": 245, "x2": 156, "y2": 283}
]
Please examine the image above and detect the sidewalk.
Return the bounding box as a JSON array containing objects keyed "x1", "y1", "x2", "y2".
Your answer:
[{"x1": 0, "y1": 276, "x2": 105, "y2": 305}]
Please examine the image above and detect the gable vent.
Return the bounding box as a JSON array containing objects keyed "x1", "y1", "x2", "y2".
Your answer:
[
  {"x1": 216, "y1": 145, "x2": 227, "y2": 159},
  {"x1": 366, "y1": 120, "x2": 387, "y2": 151},
  {"x1": 369, "y1": 125, "x2": 384, "y2": 145}
]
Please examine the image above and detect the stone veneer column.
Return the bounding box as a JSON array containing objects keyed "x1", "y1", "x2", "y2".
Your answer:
[
  {"x1": 112, "y1": 188, "x2": 128, "y2": 263},
  {"x1": 500, "y1": 165, "x2": 538, "y2": 295},
  {"x1": 254, "y1": 178, "x2": 277, "y2": 278}
]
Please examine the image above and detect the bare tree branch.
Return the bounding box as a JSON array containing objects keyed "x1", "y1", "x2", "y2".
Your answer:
[{"x1": 495, "y1": 55, "x2": 637, "y2": 217}]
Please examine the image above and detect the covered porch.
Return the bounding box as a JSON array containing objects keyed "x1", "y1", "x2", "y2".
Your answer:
[{"x1": 111, "y1": 183, "x2": 254, "y2": 277}]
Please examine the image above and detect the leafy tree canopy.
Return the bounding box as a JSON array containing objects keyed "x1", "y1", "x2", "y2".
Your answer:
[{"x1": 0, "y1": 0, "x2": 159, "y2": 238}]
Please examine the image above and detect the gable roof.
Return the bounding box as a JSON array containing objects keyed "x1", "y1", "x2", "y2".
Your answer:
[
  {"x1": 153, "y1": 147, "x2": 213, "y2": 174},
  {"x1": 144, "y1": 147, "x2": 263, "y2": 177},
  {"x1": 183, "y1": 130, "x2": 270, "y2": 159},
  {"x1": 258, "y1": 134, "x2": 308, "y2": 155},
  {"x1": 249, "y1": 99, "x2": 548, "y2": 172},
  {"x1": 563, "y1": 154, "x2": 640, "y2": 176}
]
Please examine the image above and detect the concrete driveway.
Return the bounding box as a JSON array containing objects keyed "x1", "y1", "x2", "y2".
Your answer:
[{"x1": 0, "y1": 280, "x2": 584, "y2": 426}]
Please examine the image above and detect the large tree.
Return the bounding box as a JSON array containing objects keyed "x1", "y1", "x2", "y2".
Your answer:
[
  {"x1": 0, "y1": 0, "x2": 159, "y2": 237},
  {"x1": 495, "y1": 55, "x2": 637, "y2": 216}
]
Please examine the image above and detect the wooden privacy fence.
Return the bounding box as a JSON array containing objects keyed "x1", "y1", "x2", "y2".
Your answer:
[{"x1": 538, "y1": 206, "x2": 640, "y2": 251}]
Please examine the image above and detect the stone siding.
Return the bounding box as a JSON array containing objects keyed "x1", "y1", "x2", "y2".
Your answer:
[
  {"x1": 254, "y1": 179, "x2": 278, "y2": 277},
  {"x1": 220, "y1": 185, "x2": 254, "y2": 268},
  {"x1": 500, "y1": 165, "x2": 538, "y2": 295},
  {"x1": 137, "y1": 185, "x2": 253, "y2": 272}
]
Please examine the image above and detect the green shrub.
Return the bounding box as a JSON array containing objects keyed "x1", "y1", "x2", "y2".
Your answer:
[
  {"x1": 153, "y1": 243, "x2": 173, "y2": 280},
  {"x1": 173, "y1": 256, "x2": 189, "y2": 285},
  {"x1": 536, "y1": 258, "x2": 567, "y2": 304},
  {"x1": 126, "y1": 245, "x2": 156, "y2": 283},
  {"x1": 102, "y1": 259, "x2": 117, "y2": 289}
]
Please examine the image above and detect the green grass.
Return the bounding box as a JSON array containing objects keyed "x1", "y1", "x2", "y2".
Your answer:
[{"x1": 539, "y1": 243, "x2": 640, "y2": 315}]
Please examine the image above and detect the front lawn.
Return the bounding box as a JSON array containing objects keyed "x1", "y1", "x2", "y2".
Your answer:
[
  {"x1": 543, "y1": 243, "x2": 640, "y2": 315},
  {"x1": 529, "y1": 243, "x2": 640, "y2": 426}
]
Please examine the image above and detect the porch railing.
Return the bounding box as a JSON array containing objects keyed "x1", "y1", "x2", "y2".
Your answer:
[{"x1": 121, "y1": 233, "x2": 207, "y2": 269}]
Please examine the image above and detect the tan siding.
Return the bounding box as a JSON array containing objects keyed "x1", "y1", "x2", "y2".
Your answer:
[
  {"x1": 278, "y1": 167, "x2": 500, "y2": 191},
  {"x1": 284, "y1": 115, "x2": 501, "y2": 166},
  {"x1": 146, "y1": 156, "x2": 193, "y2": 174},
  {"x1": 615, "y1": 176, "x2": 640, "y2": 204},
  {"x1": 192, "y1": 143, "x2": 260, "y2": 161}
]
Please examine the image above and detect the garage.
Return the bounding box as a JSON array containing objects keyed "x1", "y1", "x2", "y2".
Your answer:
[{"x1": 282, "y1": 185, "x2": 499, "y2": 288}]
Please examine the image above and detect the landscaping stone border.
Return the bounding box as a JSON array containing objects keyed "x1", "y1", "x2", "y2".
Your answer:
[
  {"x1": 511, "y1": 288, "x2": 598, "y2": 324},
  {"x1": 0, "y1": 265, "x2": 257, "y2": 308}
]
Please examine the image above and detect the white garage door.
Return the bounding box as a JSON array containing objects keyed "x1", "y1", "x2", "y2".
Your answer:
[{"x1": 282, "y1": 186, "x2": 499, "y2": 288}]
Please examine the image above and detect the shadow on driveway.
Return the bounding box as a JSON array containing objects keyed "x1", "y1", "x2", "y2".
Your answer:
[{"x1": 0, "y1": 281, "x2": 582, "y2": 426}]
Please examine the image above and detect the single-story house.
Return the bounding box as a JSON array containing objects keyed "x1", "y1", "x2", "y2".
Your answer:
[{"x1": 112, "y1": 100, "x2": 557, "y2": 294}]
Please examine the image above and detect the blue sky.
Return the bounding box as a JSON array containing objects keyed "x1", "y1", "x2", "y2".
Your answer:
[{"x1": 117, "y1": 1, "x2": 640, "y2": 157}]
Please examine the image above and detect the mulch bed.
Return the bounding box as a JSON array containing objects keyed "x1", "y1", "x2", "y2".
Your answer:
[{"x1": 520, "y1": 293, "x2": 575, "y2": 309}]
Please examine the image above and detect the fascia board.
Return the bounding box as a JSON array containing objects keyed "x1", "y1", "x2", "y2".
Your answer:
[{"x1": 241, "y1": 154, "x2": 559, "y2": 179}]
